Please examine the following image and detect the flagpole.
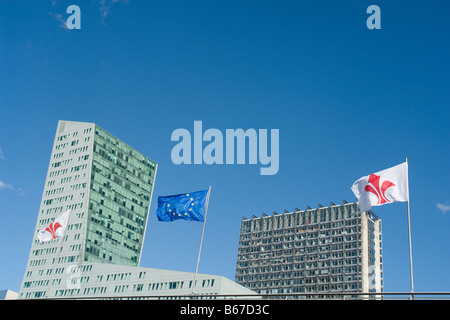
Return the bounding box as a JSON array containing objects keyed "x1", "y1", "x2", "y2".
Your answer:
[
  {"x1": 192, "y1": 186, "x2": 211, "y2": 295},
  {"x1": 406, "y1": 157, "x2": 414, "y2": 299}
]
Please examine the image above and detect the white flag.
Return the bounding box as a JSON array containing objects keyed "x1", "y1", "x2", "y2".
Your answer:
[
  {"x1": 37, "y1": 209, "x2": 71, "y2": 243},
  {"x1": 351, "y1": 162, "x2": 409, "y2": 212}
]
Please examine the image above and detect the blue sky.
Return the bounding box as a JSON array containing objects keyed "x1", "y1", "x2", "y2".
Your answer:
[{"x1": 0, "y1": 0, "x2": 449, "y2": 294}]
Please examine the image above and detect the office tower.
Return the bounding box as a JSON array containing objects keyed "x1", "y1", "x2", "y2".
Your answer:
[
  {"x1": 19, "y1": 121, "x2": 254, "y2": 299},
  {"x1": 235, "y1": 202, "x2": 383, "y2": 297}
]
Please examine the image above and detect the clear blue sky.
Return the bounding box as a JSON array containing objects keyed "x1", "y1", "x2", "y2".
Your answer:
[{"x1": 0, "y1": 0, "x2": 449, "y2": 294}]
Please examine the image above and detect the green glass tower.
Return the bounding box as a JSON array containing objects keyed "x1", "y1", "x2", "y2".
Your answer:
[{"x1": 84, "y1": 125, "x2": 157, "y2": 266}]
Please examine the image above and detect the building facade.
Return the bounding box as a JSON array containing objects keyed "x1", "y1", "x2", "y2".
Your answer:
[
  {"x1": 19, "y1": 120, "x2": 254, "y2": 299},
  {"x1": 20, "y1": 262, "x2": 255, "y2": 299},
  {"x1": 235, "y1": 202, "x2": 383, "y2": 297},
  {"x1": 0, "y1": 290, "x2": 18, "y2": 300}
]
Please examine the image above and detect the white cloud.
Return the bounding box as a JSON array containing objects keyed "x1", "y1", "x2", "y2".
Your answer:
[
  {"x1": 49, "y1": 12, "x2": 69, "y2": 29},
  {"x1": 0, "y1": 181, "x2": 26, "y2": 196},
  {"x1": 0, "y1": 146, "x2": 4, "y2": 159},
  {"x1": 99, "y1": 0, "x2": 129, "y2": 21},
  {"x1": 0, "y1": 181, "x2": 14, "y2": 190},
  {"x1": 17, "y1": 187, "x2": 26, "y2": 197},
  {"x1": 437, "y1": 203, "x2": 450, "y2": 214}
]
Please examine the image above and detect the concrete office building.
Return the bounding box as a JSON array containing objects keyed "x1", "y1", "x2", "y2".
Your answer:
[
  {"x1": 19, "y1": 120, "x2": 254, "y2": 299},
  {"x1": 235, "y1": 202, "x2": 383, "y2": 297}
]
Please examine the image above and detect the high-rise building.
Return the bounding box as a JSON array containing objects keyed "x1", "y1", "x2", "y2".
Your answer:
[
  {"x1": 235, "y1": 202, "x2": 383, "y2": 297},
  {"x1": 19, "y1": 120, "x2": 254, "y2": 299}
]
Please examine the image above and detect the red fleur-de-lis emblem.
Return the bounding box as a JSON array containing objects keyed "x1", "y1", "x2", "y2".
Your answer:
[
  {"x1": 46, "y1": 222, "x2": 63, "y2": 239},
  {"x1": 364, "y1": 174, "x2": 396, "y2": 205}
]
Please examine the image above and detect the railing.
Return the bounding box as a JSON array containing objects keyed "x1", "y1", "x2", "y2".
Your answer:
[{"x1": 36, "y1": 292, "x2": 450, "y2": 300}]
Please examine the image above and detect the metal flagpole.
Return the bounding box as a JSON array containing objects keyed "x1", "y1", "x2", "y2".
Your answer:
[
  {"x1": 192, "y1": 186, "x2": 211, "y2": 294},
  {"x1": 405, "y1": 158, "x2": 414, "y2": 299}
]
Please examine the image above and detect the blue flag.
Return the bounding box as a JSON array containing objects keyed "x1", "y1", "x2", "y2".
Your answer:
[{"x1": 156, "y1": 189, "x2": 209, "y2": 222}]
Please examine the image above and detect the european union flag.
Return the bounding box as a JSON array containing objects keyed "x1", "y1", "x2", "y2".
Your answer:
[{"x1": 156, "y1": 189, "x2": 209, "y2": 222}]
